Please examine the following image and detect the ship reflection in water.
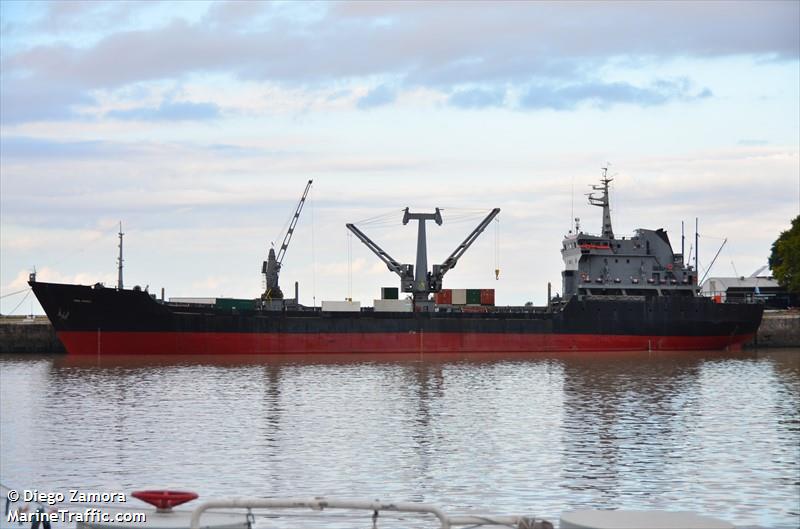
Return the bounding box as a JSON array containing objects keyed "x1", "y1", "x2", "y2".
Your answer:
[{"x1": 1, "y1": 350, "x2": 798, "y2": 528}]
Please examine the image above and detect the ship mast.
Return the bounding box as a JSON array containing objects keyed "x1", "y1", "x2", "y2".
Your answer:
[
  {"x1": 117, "y1": 221, "x2": 124, "y2": 290},
  {"x1": 588, "y1": 167, "x2": 614, "y2": 239}
]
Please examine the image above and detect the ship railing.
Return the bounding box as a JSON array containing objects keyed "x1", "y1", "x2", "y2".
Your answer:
[
  {"x1": 701, "y1": 290, "x2": 766, "y2": 304},
  {"x1": 189, "y1": 497, "x2": 551, "y2": 529}
]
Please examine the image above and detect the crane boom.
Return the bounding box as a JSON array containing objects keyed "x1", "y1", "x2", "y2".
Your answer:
[
  {"x1": 431, "y1": 208, "x2": 500, "y2": 290},
  {"x1": 262, "y1": 179, "x2": 313, "y2": 300},
  {"x1": 346, "y1": 223, "x2": 414, "y2": 291},
  {"x1": 277, "y1": 179, "x2": 313, "y2": 265}
]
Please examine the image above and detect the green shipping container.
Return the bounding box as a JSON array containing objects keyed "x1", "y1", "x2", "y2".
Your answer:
[
  {"x1": 466, "y1": 289, "x2": 482, "y2": 305},
  {"x1": 215, "y1": 298, "x2": 256, "y2": 311},
  {"x1": 381, "y1": 287, "x2": 399, "y2": 300}
]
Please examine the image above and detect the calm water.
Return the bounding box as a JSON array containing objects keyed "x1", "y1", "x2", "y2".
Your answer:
[{"x1": 1, "y1": 350, "x2": 799, "y2": 528}]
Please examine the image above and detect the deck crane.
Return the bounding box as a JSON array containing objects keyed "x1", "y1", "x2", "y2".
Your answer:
[
  {"x1": 262, "y1": 179, "x2": 313, "y2": 299},
  {"x1": 346, "y1": 207, "x2": 500, "y2": 309}
]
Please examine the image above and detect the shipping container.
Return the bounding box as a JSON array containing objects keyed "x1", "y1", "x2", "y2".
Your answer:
[
  {"x1": 373, "y1": 299, "x2": 413, "y2": 312},
  {"x1": 435, "y1": 289, "x2": 452, "y2": 305},
  {"x1": 466, "y1": 289, "x2": 482, "y2": 305},
  {"x1": 452, "y1": 289, "x2": 467, "y2": 305},
  {"x1": 215, "y1": 298, "x2": 256, "y2": 311},
  {"x1": 169, "y1": 297, "x2": 216, "y2": 305},
  {"x1": 381, "y1": 287, "x2": 399, "y2": 300},
  {"x1": 480, "y1": 289, "x2": 495, "y2": 306},
  {"x1": 322, "y1": 300, "x2": 361, "y2": 312}
]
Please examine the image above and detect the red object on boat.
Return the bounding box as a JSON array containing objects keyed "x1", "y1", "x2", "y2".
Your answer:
[
  {"x1": 132, "y1": 490, "x2": 199, "y2": 510},
  {"x1": 480, "y1": 289, "x2": 495, "y2": 306},
  {"x1": 435, "y1": 289, "x2": 452, "y2": 304}
]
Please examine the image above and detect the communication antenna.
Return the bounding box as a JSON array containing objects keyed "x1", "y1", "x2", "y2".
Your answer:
[
  {"x1": 695, "y1": 217, "x2": 699, "y2": 275},
  {"x1": 117, "y1": 221, "x2": 124, "y2": 290},
  {"x1": 681, "y1": 221, "x2": 685, "y2": 258},
  {"x1": 570, "y1": 176, "x2": 574, "y2": 234}
]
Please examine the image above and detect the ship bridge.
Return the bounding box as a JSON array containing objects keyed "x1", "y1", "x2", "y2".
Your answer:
[{"x1": 561, "y1": 171, "x2": 698, "y2": 299}]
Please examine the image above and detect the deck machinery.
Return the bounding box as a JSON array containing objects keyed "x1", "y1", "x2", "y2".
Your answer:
[{"x1": 347, "y1": 208, "x2": 500, "y2": 310}]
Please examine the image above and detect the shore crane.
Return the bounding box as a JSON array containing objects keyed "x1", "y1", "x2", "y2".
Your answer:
[
  {"x1": 262, "y1": 180, "x2": 313, "y2": 299},
  {"x1": 347, "y1": 207, "x2": 500, "y2": 309}
]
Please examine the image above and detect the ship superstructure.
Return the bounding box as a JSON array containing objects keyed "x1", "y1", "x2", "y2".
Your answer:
[{"x1": 561, "y1": 169, "x2": 697, "y2": 299}]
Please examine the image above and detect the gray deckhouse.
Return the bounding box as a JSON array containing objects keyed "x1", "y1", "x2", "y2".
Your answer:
[{"x1": 561, "y1": 169, "x2": 699, "y2": 299}]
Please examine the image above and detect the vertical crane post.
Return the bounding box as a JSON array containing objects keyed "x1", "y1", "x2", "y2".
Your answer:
[{"x1": 403, "y1": 208, "x2": 443, "y2": 299}]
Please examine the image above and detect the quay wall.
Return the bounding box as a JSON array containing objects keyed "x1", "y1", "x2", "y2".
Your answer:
[
  {"x1": 0, "y1": 310, "x2": 797, "y2": 354},
  {"x1": 0, "y1": 317, "x2": 65, "y2": 354},
  {"x1": 747, "y1": 310, "x2": 800, "y2": 348}
]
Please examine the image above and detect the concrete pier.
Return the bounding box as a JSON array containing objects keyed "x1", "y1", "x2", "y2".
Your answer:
[
  {"x1": 0, "y1": 316, "x2": 65, "y2": 354},
  {"x1": 747, "y1": 310, "x2": 800, "y2": 348}
]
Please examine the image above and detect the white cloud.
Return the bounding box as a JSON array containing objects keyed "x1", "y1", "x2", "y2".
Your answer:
[
  {"x1": 1, "y1": 2, "x2": 797, "y2": 314},
  {"x1": 3, "y1": 1, "x2": 798, "y2": 123}
]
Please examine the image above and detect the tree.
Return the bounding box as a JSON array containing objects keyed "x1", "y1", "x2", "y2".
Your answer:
[{"x1": 769, "y1": 215, "x2": 800, "y2": 294}]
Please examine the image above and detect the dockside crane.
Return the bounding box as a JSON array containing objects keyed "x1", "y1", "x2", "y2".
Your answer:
[
  {"x1": 262, "y1": 179, "x2": 313, "y2": 299},
  {"x1": 346, "y1": 207, "x2": 500, "y2": 309}
]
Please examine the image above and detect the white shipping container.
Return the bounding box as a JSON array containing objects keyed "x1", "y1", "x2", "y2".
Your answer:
[
  {"x1": 321, "y1": 300, "x2": 361, "y2": 312},
  {"x1": 451, "y1": 289, "x2": 467, "y2": 305},
  {"x1": 169, "y1": 297, "x2": 216, "y2": 305},
  {"x1": 373, "y1": 299, "x2": 413, "y2": 312}
]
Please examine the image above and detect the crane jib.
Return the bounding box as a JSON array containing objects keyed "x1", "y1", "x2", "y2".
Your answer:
[
  {"x1": 276, "y1": 179, "x2": 313, "y2": 265},
  {"x1": 262, "y1": 180, "x2": 313, "y2": 300}
]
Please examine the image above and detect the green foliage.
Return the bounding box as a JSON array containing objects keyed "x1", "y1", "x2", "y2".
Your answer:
[{"x1": 769, "y1": 215, "x2": 800, "y2": 294}]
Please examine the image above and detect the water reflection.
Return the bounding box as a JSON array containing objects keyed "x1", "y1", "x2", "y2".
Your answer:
[
  {"x1": 1, "y1": 351, "x2": 798, "y2": 527},
  {"x1": 559, "y1": 353, "x2": 707, "y2": 508}
]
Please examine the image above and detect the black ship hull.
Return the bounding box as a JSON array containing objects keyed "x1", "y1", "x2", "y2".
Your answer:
[{"x1": 30, "y1": 281, "x2": 763, "y2": 355}]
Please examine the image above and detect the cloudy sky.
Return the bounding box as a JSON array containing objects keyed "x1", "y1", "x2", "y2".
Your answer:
[{"x1": 1, "y1": 0, "x2": 798, "y2": 314}]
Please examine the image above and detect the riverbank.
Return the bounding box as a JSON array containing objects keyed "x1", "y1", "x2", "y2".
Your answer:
[{"x1": 1, "y1": 309, "x2": 797, "y2": 354}]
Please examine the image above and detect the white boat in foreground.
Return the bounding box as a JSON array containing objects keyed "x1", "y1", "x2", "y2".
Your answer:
[{"x1": 3, "y1": 487, "x2": 740, "y2": 529}]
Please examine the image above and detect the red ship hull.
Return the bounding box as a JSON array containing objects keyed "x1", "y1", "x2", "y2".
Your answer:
[{"x1": 58, "y1": 330, "x2": 755, "y2": 356}]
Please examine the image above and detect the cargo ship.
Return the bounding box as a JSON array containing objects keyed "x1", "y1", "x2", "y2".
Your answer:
[{"x1": 28, "y1": 172, "x2": 763, "y2": 355}]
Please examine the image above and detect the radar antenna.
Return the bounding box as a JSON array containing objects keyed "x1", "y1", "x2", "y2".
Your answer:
[{"x1": 587, "y1": 166, "x2": 614, "y2": 239}]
